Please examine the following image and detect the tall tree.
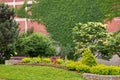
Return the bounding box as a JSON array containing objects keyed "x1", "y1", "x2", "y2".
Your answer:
[{"x1": 0, "y1": 3, "x2": 19, "y2": 63}]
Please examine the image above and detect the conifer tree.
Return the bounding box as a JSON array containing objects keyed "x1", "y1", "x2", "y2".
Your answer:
[{"x1": 0, "y1": 3, "x2": 19, "y2": 63}]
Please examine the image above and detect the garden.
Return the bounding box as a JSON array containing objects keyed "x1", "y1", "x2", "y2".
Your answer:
[{"x1": 0, "y1": 0, "x2": 120, "y2": 80}]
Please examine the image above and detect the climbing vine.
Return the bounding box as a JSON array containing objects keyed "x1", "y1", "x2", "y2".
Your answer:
[{"x1": 31, "y1": 0, "x2": 120, "y2": 57}]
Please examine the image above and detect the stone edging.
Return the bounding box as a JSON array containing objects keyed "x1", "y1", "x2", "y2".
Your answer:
[{"x1": 83, "y1": 73, "x2": 120, "y2": 80}]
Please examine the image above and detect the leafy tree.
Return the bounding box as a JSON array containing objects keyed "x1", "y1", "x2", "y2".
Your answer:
[
  {"x1": 73, "y1": 22, "x2": 107, "y2": 55},
  {"x1": 0, "y1": 3, "x2": 19, "y2": 63},
  {"x1": 73, "y1": 22, "x2": 120, "y2": 60},
  {"x1": 31, "y1": 0, "x2": 120, "y2": 58},
  {"x1": 110, "y1": 29, "x2": 120, "y2": 57}
]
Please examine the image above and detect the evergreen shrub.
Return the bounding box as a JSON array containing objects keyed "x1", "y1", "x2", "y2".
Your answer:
[{"x1": 81, "y1": 49, "x2": 98, "y2": 67}]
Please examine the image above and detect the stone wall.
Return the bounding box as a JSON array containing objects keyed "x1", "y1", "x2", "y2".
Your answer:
[
  {"x1": 5, "y1": 60, "x2": 21, "y2": 65},
  {"x1": 97, "y1": 55, "x2": 120, "y2": 66},
  {"x1": 83, "y1": 73, "x2": 120, "y2": 80}
]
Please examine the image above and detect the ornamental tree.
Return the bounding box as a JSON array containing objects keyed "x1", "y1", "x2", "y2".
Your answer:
[
  {"x1": 73, "y1": 22, "x2": 108, "y2": 58},
  {"x1": 73, "y1": 22, "x2": 120, "y2": 60},
  {"x1": 0, "y1": 3, "x2": 19, "y2": 63}
]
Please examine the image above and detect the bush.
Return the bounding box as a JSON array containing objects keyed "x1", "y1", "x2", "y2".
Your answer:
[
  {"x1": 57, "y1": 58, "x2": 64, "y2": 64},
  {"x1": 17, "y1": 33, "x2": 56, "y2": 57},
  {"x1": 90, "y1": 65, "x2": 120, "y2": 75},
  {"x1": 66, "y1": 62, "x2": 77, "y2": 70},
  {"x1": 31, "y1": 57, "x2": 41, "y2": 63},
  {"x1": 76, "y1": 64, "x2": 90, "y2": 73},
  {"x1": 22, "y1": 57, "x2": 31, "y2": 63},
  {"x1": 81, "y1": 49, "x2": 98, "y2": 67},
  {"x1": 22, "y1": 57, "x2": 41, "y2": 63},
  {"x1": 42, "y1": 58, "x2": 51, "y2": 63}
]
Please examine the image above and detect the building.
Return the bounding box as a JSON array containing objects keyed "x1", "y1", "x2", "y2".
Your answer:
[
  {"x1": 1, "y1": 0, "x2": 48, "y2": 34},
  {"x1": 1, "y1": 0, "x2": 120, "y2": 33}
]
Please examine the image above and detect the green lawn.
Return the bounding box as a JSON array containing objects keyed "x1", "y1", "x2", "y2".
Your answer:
[{"x1": 0, "y1": 65, "x2": 85, "y2": 80}]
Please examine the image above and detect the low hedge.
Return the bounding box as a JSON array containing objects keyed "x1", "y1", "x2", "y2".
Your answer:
[
  {"x1": 76, "y1": 64, "x2": 90, "y2": 73},
  {"x1": 22, "y1": 57, "x2": 41, "y2": 64},
  {"x1": 22, "y1": 57, "x2": 64, "y2": 64},
  {"x1": 90, "y1": 65, "x2": 120, "y2": 75}
]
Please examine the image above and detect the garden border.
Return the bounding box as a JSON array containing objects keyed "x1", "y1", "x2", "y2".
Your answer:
[{"x1": 83, "y1": 73, "x2": 120, "y2": 80}]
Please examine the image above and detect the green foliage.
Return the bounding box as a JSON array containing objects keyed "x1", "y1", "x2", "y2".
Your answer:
[
  {"x1": 73, "y1": 22, "x2": 107, "y2": 55},
  {"x1": 0, "y1": 3, "x2": 19, "y2": 63},
  {"x1": 66, "y1": 62, "x2": 77, "y2": 70},
  {"x1": 42, "y1": 58, "x2": 51, "y2": 63},
  {"x1": 31, "y1": 0, "x2": 106, "y2": 56},
  {"x1": 15, "y1": 0, "x2": 29, "y2": 18},
  {"x1": 111, "y1": 30, "x2": 120, "y2": 57},
  {"x1": 91, "y1": 65, "x2": 120, "y2": 75},
  {"x1": 31, "y1": 0, "x2": 120, "y2": 57},
  {"x1": 57, "y1": 58, "x2": 64, "y2": 64},
  {"x1": 76, "y1": 64, "x2": 90, "y2": 73},
  {"x1": 22, "y1": 57, "x2": 32, "y2": 63},
  {"x1": 15, "y1": 33, "x2": 28, "y2": 55},
  {"x1": 16, "y1": 33, "x2": 56, "y2": 57},
  {"x1": 81, "y1": 49, "x2": 98, "y2": 67},
  {"x1": 22, "y1": 57, "x2": 51, "y2": 64}
]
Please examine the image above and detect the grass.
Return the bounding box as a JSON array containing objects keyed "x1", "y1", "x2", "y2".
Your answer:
[{"x1": 0, "y1": 65, "x2": 85, "y2": 80}]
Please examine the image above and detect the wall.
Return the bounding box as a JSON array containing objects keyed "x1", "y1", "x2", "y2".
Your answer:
[{"x1": 1, "y1": 0, "x2": 48, "y2": 34}]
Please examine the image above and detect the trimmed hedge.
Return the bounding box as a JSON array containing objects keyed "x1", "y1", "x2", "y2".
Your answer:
[{"x1": 90, "y1": 65, "x2": 120, "y2": 75}]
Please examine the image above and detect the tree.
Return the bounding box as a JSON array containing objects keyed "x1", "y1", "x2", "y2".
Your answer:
[
  {"x1": 110, "y1": 29, "x2": 120, "y2": 57},
  {"x1": 0, "y1": 3, "x2": 19, "y2": 63},
  {"x1": 73, "y1": 22, "x2": 107, "y2": 56},
  {"x1": 73, "y1": 22, "x2": 120, "y2": 60}
]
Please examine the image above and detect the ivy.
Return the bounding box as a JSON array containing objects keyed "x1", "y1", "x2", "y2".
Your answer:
[
  {"x1": 31, "y1": 0, "x2": 120, "y2": 57},
  {"x1": 15, "y1": 0, "x2": 30, "y2": 18}
]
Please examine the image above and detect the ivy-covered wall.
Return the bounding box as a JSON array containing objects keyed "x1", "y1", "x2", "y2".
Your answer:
[{"x1": 31, "y1": 0, "x2": 120, "y2": 56}]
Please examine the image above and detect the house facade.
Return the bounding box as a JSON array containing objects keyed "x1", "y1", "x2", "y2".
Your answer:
[{"x1": 1, "y1": 0, "x2": 48, "y2": 34}]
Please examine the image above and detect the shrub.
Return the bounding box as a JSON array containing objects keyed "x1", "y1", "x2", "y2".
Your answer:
[
  {"x1": 76, "y1": 64, "x2": 90, "y2": 73},
  {"x1": 20, "y1": 33, "x2": 56, "y2": 57},
  {"x1": 90, "y1": 65, "x2": 120, "y2": 75},
  {"x1": 22, "y1": 57, "x2": 41, "y2": 63},
  {"x1": 42, "y1": 58, "x2": 51, "y2": 63},
  {"x1": 66, "y1": 62, "x2": 77, "y2": 70},
  {"x1": 108, "y1": 66, "x2": 120, "y2": 75},
  {"x1": 31, "y1": 57, "x2": 41, "y2": 63},
  {"x1": 81, "y1": 49, "x2": 98, "y2": 67},
  {"x1": 57, "y1": 58, "x2": 64, "y2": 64},
  {"x1": 22, "y1": 57, "x2": 31, "y2": 63}
]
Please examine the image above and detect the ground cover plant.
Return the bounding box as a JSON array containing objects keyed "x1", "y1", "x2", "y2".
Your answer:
[{"x1": 0, "y1": 65, "x2": 85, "y2": 80}]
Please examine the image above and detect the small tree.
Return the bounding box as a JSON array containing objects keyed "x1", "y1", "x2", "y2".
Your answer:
[
  {"x1": 73, "y1": 22, "x2": 120, "y2": 60},
  {"x1": 0, "y1": 3, "x2": 19, "y2": 63},
  {"x1": 73, "y1": 22, "x2": 107, "y2": 55}
]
